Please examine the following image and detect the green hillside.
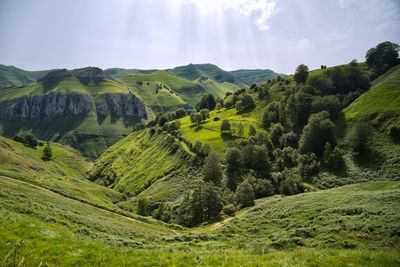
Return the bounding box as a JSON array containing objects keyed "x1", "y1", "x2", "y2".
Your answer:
[
  {"x1": 89, "y1": 130, "x2": 192, "y2": 197},
  {"x1": 0, "y1": 64, "x2": 54, "y2": 87},
  {"x1": 231, "y1": 69, "x2": 286, "y2": 85},
  {"x1": 0, "y1": 136, "x2": 124, "y2": 210},
  {"x1": 167, "y1": 63, "x2": 247, "y2": 87},
  {"x1": 120, "y1": 70, "x2": 239, "y2": 108},
  {"x1": 344, "y1": 64, "x2": 400, "y2": 127}
]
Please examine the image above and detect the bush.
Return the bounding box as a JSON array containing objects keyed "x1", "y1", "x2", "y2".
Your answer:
[
  {"x1": 299, "y1": 111, "x2": 336, "y2": 156},
  {"x1": 236, "y1": 180, "x2": 255, "y2": 208},
  {"x1": 248, "y1": 123, "x2": 256, "y2": 137},
  {"x1": 345, "y1": 122, "x2": 373, "y2": 154},
  {"x1": 236, "y1": 94, "x2": 255, "y2": 111},
  {"x1": 24, "y1": 133, "x2": 38, "y2": 148},
  {"x1": 220, "y1": 119, "x2": 232, "y2": 134},
  {"x1": 389, "y1": 125, "x2": 400, "y2": 141},
  {"x1": 222, "y1": 204, "x2": 236, "y2": 216},
  {"x1": 137, "y1": 197, "x2": 149, "y2": 216},
  {"x1": 13, "y1": 135, "x2": 26, "y2": 144},
  {"x1": 279, "y1": 174, "x2": 304, "y2": 196},
  {"x1": 42, "y1": 142, "x2": 52, "y2": 161}
]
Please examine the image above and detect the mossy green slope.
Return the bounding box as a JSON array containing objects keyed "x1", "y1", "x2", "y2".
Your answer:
[
  {"x1": 89, "y1": 130, "x2": 192, "y2": 196},
  {"x1": 0, "y1": 136, "x2": 124, "y2": 209},
  {"x1": 344, "y1": 64, "x2": 400, "y2": 126}
]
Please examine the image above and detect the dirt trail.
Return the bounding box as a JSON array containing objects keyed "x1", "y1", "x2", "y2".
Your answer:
[{"x1": 209, "y1": 217, "x2": 234, "y2": 231}]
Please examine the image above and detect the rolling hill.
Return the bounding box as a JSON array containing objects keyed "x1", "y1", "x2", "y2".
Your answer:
[
  {"x1": 230, "y1": 69, "x2": 286, "y2": 85},
  {"x1": 0, "y1": 64, "x2": 55, "y2": 87}
]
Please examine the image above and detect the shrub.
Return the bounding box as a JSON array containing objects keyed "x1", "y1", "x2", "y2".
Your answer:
[
  {"x1": 42, "y1": 142, "x2": 52, "y2": 161},
  {"x1": 13, "y1": 135, "x2": 26, "y2": 144},
  {"x1": 236, "y1": 180, "x2": 255, "y2": 208},
  {"x1": 137, "y1": 197, "x2": 149, "y2": 216},
  {"x1": 248, "y1": 123, "x2": 256, "y2": 137},
  {"x1": 389, "y1": 125, "x2": 400, "y2": 141},
  {"x1": 346, "y1": 122, "x2": 373, "y2": 154},
  {"x1": 222, "y1": 204, "x2": 236, "y2": 216},
  {"x1": 24, "y1": 133, "x2": 38, "y2": 148},
  {"x1": 220, "y1": 119, "x2": 232, "y2": 134}
]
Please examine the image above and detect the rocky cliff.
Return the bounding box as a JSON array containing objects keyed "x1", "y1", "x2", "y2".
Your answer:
[
  {"x1": 96, "y1": 93, "x2": 148, "y2": 120},
  {"x1": 0, "y1": 91, "x2": 92, "y2": 121}
]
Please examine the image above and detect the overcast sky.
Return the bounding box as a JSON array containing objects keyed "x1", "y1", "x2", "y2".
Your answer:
[{"x1": 0, "y1": 0, "x2": 399, "y2": 74}]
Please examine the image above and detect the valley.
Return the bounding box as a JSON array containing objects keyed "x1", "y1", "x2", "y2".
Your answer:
[{"x1": 1, "y1": 42, "x2": 400, "y2": 266}]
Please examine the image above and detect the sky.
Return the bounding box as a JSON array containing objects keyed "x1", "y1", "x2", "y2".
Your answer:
[{"x1": 0, "y1": 0, "x2": 399, "y2": 74}]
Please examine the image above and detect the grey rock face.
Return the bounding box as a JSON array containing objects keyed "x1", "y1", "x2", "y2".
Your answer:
[
  {"x1": 0, "y1": 91, "x2": 92, "y2": 121},
  {"x1": 96, "y1": 93, "x2": 147, "y2": 119}
]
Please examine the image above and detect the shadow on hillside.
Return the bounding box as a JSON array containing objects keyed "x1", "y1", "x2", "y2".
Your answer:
[
  {"x1": 220, "y1": 133, "x2": 238, "y2": 142},
  {"x1": 1, "y1": 114, "x2": 87, "y2": 142}
]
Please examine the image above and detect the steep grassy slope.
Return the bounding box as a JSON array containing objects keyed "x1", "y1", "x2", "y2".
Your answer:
[
  {"x1": 1, "y1": 177, "x2": 399, "y2": 266},
  {"x1": 0, "y1": 136, "x2": 124, "y2": 209},
  {"x1": 231, "y1": 69, "x2": 286, "y2": 85},
  {"x1": 344, "y1": 64, "x2": 400, "y2": 126},
  {"x1": 89, "y1": 130, "x2": 193, "y2": 196},
  {"x1": 167, "y1": 63, "x2": 247, "y2": 87},
  {"x1": 0, "y1": 64, "x2": 54, "y2": 87}
]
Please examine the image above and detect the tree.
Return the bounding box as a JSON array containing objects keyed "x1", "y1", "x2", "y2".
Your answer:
[
  {"x1": 248, "y1": 123, "x2": 256, "y2": 137},
  {"x1": 196, "y1": 93, "x2": 217, "y2": 111},
  {"x1": 269, "y1": 123, "x2": 283, "y2": 148},
  {"x1": 311, "y1": 95, "x2": 342, "y2": 119},
  {"x1": 200, "y1": 109, "x2": 210, "y2": 121},
  {"x1": 202, "y1": 151, "x2": 222, "y2": 185},
  {"x1": 220, "y1": 119, "x2": 232, "y2": 134},
  {"x1": 240, "y1": 145, "x2": 271, "y2": 178},
  {"x1": 237, "y1": 122, "x2": 244, "y2": 137},
  {"x1": 236, "y1": 180, "x2": 255, "y2": 208},
  {"x1": 137, "y1": 197, "x2": 149, "y2": 216},
  {"x1": 280, "y1": 132, "x2": 298, "y2": 148},
  {"x1": 225, "y1": 147, "x2": 241, "y2": 191},
  {"x1": 42, "y1": 142, "x2": 52, "y2": 160},
  {"x1": 175, "y1": 108, "x2": 186, "y2": 119},
  {"x1": 306, "y1": 75, "x2": 333, "y2": 95},
  {"x1": 299, "y1": 111, "x2": 336, "y2": 157},
  {"x1": 190, "y1": 112, "x2": 203, "y2": 125},
  {"x1": 153, "y1": 202, "x2": 171, "y2": 223},
  {"x1": 178, "y1": 181, "x2": 223, "y2": 227},
  {"x1": 294, "y1": 64, "x2": 309, "y2": 84},
  {"x1": 193, "y1": 140, "x2": 203, "y2": 153},
  {"x1": 25, "y1": 133, "x2": 38, "y2": 148},
  {"x1": 279, "y1": 174, "x2": 304, "y2": 196},
  {"x1": 199, "y1": 142, "x2": 211, "y2": 157},
  {"x1": 158, "y1": 115, "x2": 168, "y2": 126},
  {"x1": 346, "y1": 122, "x2": 372, "y2": 154},
  {"x1": 236, "y1": 94, "x2": 255, "y2": 111},
  {"x1": 366, "y1": 41, "x2": 399, "y2": 75}
]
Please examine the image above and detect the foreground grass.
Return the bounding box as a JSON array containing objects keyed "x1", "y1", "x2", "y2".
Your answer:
[{"x1": 1, "y1": 175, "x2": 399, "y2": 266}]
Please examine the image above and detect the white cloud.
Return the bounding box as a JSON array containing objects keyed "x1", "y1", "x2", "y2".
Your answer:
[{"x1": 179, "y1": 0, "x2": 276, "y2": 30}]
